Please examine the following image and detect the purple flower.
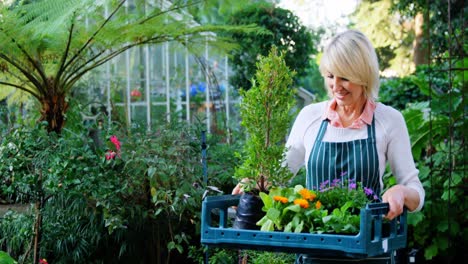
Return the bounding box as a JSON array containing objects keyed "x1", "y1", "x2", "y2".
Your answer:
[
  {"x1": 348, "y1": 182, "x2": 356, "y2": 190},
  {"x1": 319, "y1": 180, "x2": 330, "y2": 191},
  {"x1": 332, "y1": 178, "x2": 340, "y2": 187},
  {"x1": 364, "y1": 187, "x2": 374, "y2": 196},
  {"x1": 340, "y1": 171, "x2": 348, "y2": 177},
  {"x1": 373, "y1": 194, "x2": 379, "y2": 201}
]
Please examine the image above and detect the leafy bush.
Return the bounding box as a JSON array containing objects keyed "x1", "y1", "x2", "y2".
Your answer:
[
  {"x1": 0, "y1": 118, "x2": 206, "y2": 263},
  {"x1": 398, "y1": 63, "x2": 466, "y2": 263},
  {"x1": 227, "y1": 2, "x2": 319, "y2": 90},
  {"x1": 379, "y1": 66, "x2": 430, "y2": 110}
]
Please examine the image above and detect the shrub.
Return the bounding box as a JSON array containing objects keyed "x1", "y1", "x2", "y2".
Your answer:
[{"x1": 0, "y1": 119, "x2": 206, "y2": 263}]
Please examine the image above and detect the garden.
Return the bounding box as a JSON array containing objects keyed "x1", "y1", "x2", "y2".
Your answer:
[{"x1": 0, "y1": 0, "x2": 466, "y2": 264}]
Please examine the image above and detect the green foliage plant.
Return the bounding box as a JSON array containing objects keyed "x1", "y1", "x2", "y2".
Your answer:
[
  {"x1": 0, "y1": 115, "x2": 206, "y2": 263},
  {"x1": 397, "y1": 64, "x2": 465, "y2": 262},
  {"x1": 234, "y1": 46, "x2": 296, "y2": 193},
  {"x1": 227, "y1": 2, "x2": 320, "y2": 90}
]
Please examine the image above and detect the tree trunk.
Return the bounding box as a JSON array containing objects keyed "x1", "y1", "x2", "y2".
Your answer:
[
  {"x1": 39, "y1": 92, "x2": 69, "y2": 134},
  {"x1": 33, "y1": 171, "x2": 44, "y2": 264},
  {"x1": 413, "y1": 12, "x2": 429, "y2": 66}
]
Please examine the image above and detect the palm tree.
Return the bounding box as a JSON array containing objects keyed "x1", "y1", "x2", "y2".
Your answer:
[{"x1": 0, "y1": 0, "x2": 256, "y2": 133}]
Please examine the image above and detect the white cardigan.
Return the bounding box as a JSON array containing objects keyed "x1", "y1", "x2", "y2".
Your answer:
[{"x1": 285, "y1": 101, "x2": 425, "y2": 212}]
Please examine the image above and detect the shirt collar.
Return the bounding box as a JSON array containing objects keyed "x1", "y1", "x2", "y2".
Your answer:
[{"x1": 322, "y1": 98, "x2": 376, "y2": 129}]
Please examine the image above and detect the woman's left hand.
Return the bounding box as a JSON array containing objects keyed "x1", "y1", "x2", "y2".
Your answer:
[
  {"x1": 382, "y1": 185, "x2": 407, "y2": 220},
  {"x1": 383, "y1": 184, "x2": 421, "y2": 220}
]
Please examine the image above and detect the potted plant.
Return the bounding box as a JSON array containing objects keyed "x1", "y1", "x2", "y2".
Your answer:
[{"x1": 232, "y1": 46, "x2": 296, "y2": 229}]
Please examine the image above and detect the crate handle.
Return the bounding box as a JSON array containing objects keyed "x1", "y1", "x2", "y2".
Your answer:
[{"x1": 366, "y1": 202, "x2": 390, "y2": 216}]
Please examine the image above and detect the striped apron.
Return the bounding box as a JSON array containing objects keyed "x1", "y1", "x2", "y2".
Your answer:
[
  {"x1": 306, "y1": 118, "x2": 380, "y2": 194},
  {"x1": 297, "y1": 118, "x2": 395, "y2": 264}
]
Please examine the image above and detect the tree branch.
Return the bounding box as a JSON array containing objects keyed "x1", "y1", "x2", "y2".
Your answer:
[
  {"x1": 4, "y1": 34, "x2": 48, "y2": 94},
  {"x1": 63, "y1": 0, "x2": 126, "y2": 71},
  {"x1": 62, "y1": 36, "x2": 169, "y2": 91},
  {"x1": 55, "y1": 18, "x2": 76, "y2": 85},
  {"x1": 0, "y1": 81, "x2": 41, "y2": 100},
  {"x1": 0, "y1": 53, "x2": 44, "y2": 95}
]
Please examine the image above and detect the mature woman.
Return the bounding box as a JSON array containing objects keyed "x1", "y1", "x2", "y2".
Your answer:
[
  {"x1": 283, "y1": 30, "x2": 424, "y2": 263},
  {"x1": 233, "y1": 29, "x2": 425, "y2": 263}
]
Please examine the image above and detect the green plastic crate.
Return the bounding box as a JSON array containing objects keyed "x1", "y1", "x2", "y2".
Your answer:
[{"x1": 201, "y1": 195, "x2": 407, "y2": 258}]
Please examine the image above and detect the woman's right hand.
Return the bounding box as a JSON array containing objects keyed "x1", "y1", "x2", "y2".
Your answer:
[{"x1": 232, "y1": 178, "x2": 250, "y2": 195}]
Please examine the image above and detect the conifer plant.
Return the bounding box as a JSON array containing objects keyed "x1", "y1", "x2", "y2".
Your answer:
[{"x1": 233, "y1": 46, "x2": 296, "y2": 229}]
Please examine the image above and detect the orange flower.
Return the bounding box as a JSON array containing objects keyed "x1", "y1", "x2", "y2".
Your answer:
[
  {"x1": 315, "y1": 200, "x2": 322, "y2": 209},
  {"x1": 294, "y1": 198, "x2": 309, "y2": 209},
  {"x1": 299, "y1": 188, "x2": 316, "y2": 201},
  {"x1": 273, "y1": 196, "x2": 289, "y2": 204}
]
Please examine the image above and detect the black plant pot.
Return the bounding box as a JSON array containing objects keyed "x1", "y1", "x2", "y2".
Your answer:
[{"x1": 233, "y1": 192, "x2": 264, "y2": 230}]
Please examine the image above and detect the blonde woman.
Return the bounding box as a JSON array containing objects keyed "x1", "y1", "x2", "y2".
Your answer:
[{"x1": 284, "y1": 30, "x2": 425, "y2": 263}]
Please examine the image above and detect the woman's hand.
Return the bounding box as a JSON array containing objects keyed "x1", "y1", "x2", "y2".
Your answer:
[
  {"x1": 232, "y1": 178, "x2": 250, "y2": 195},
  {"x1": 231, "y1": 177, "x2": 271, "y2": 195},
  {"x1": 382, "y1": 184, "x2": 420, "y2": 220}
]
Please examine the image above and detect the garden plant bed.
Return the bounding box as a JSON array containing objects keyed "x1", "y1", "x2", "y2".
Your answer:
[{"x1": 201, "y1": 195, "x2": 407, "y2": 258}]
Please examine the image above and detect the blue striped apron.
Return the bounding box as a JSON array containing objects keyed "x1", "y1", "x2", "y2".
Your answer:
[
  {"x1": 297, "y1": 117, "x2": 394, "y2": 263},
  {"x1": 307, "y1": 118, "x2": 380, "y2": 194}
]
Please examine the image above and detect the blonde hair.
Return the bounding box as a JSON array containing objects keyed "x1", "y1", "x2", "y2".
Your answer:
[{"x1": 319, "y1": 30, "x2": 380, "y2": 100}]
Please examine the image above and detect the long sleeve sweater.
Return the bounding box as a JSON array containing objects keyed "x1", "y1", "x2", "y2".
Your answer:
[{"x1": 285, "y1": 101, "x2": 425, "y2": 212}]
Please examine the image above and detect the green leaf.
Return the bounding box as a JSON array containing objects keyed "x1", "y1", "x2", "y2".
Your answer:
[
  {"x1": 283, "y1": 204, "x2": 301, "y2": 213},
  {"x1": 147, "y1": 166, "x2": 156, "y2": 178},
  {"x1": 424, "y1": 243, "x2": 438, "y2": 260},
  {"x1": 175, "y1": 245, "x2": 183, "y2": 254},
  {"x1": 266, "y1": 208, "x2": 281, "y2": 221},
  {"x1": 168, "y1": 241, "x2": 175, "y2": 251},
  {"x1": 256, "y1": 215, "x2": 268, "y2": 226},
  {"x1": 407, "y1": 212, "x2": 424, "y2": 226},
  {"x1": 293, "y1": 185, "x2": 305, "y2": 193},
  {"x1": 340, "y1": 201, "x2": 353, "y2": 212},
  {"x1": 259, "y1": 192, "x2": 272, "y2": 209},
  {"x1": 294, "y1": 220, "x2": 304, "y2": 233},
  {"x1": 322, "y1": 215, "x2": 332, "y2": 224},
  {"x1": 0, "y1": 251, "x2": 17, "y2": 264},
  {"x1": 260, "y1": 219, "x2": 275, "y2": 232}
]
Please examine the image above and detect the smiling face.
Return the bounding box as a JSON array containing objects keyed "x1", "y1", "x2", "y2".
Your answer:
[
  {"x1": 319, "y1": 30, "x2": 381, "y2": 101},
  {"x1": 325, "y1": 72, "x2": 366, "y2": 107}
]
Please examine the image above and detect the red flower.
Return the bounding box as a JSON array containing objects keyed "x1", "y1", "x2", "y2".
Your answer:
[
  {"x1": 39, "y1": 259, "x2": 48, "y2": 264},
  {"x1": 131, "y1": 89, "x2": 142, "y2": 98},
  {"x1": 105, "y1": 150, "x2": 117, "y2": 160},
  {"x1": 110, "y1": 135, "x2": 121, "y2": 151}
]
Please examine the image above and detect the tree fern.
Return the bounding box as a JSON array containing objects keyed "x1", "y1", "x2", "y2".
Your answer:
[{"x1": 0, "y1": 0, "x2": 263, "y2": 133}]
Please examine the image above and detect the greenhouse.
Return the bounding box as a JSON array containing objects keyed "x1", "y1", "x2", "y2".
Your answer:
[{"x1": 0, "y1": 0, "x2": 465, "y2": 264}]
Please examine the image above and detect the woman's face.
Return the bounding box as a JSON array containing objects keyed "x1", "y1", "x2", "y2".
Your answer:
[{"x1": 325, "y1": 73, "x2": 366, "y2": 106}]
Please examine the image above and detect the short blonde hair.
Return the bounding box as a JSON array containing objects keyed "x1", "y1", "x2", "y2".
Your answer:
[{"x1": 319, "y1": 30, "x2": 380, "y2": 100}]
